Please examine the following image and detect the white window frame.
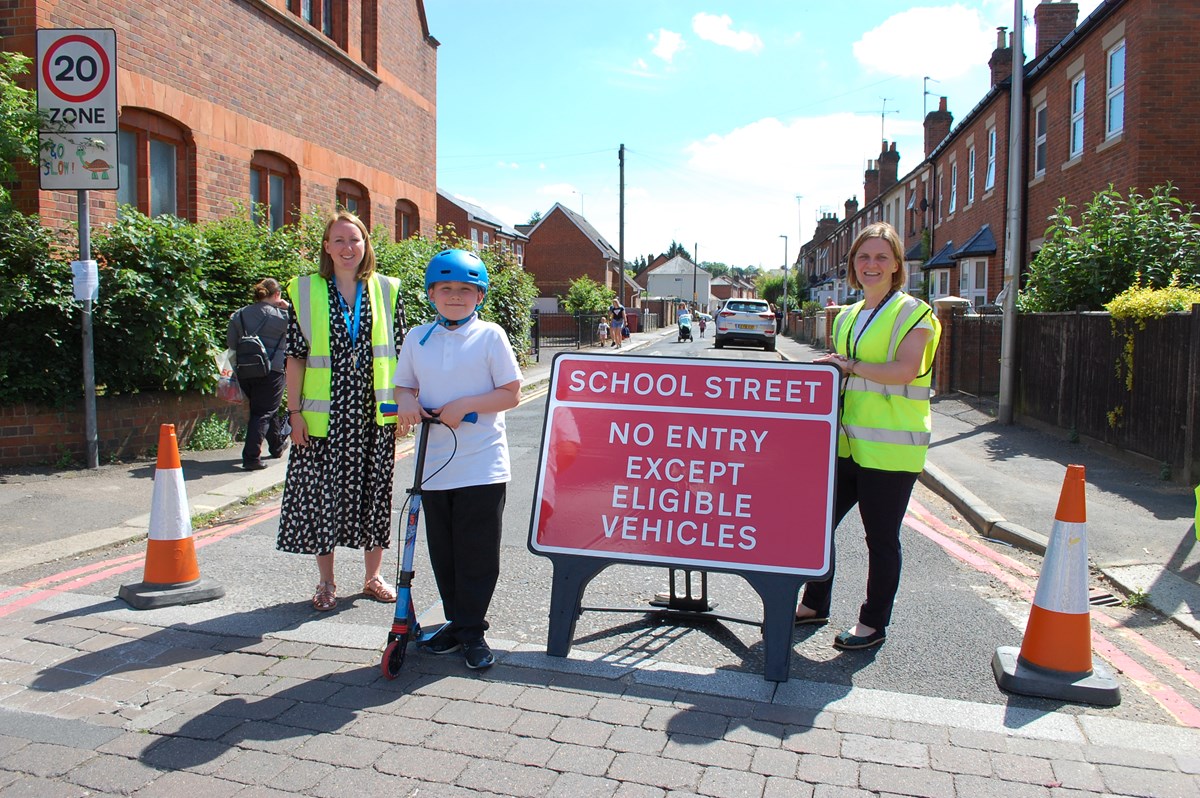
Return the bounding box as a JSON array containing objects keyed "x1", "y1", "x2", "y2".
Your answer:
[
  {"x1": 967, "y1": 146, "x2": 976, "y2": 203},
  {"x1": 960, "y1": 259, "x2": 988, "y2": 305},
  {"x1": 1070, "y1": 74, "x2": 1086, "y2": 158},
  {"x1": 948, "y1": 162, "x2": 958, "y2": 213},
  {"x1": 1107, "y1": 41, "x2": 1125, "y2": 138},
  {"x1": 984, "y1": 128, "x2": 997, "y2": 190},
  {"x1": 1034, "y1": 103, "x2": 1048, "y2": 176}
]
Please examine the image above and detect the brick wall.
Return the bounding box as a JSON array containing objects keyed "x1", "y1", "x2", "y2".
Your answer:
[
  {"x1": 0, "y1": 392, "x2": 242, "y2": 467},
  {"x1": 3, "y1": 0, "x2": 437, "y2": 236}
]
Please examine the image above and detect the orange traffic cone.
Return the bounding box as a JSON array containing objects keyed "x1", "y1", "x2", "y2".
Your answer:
[
  {"x1": 119, "y1": 424, "x2": 224, "y2": 610},
  {"x1": 992, "y1": 464, "x2": 1120, "y2": 706}
]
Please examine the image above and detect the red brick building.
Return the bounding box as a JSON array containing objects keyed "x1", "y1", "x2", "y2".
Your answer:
[
  {"x1": 800, "y1": 0, "x2": 1199, "y2": 309},
  {"x1": 3, "y1": 0, "x2": 438, "y2": 238},
  {"x1": 517, "y1": 202, "x2": 639, "y2": 310},
  {"x1": 437, "y1": 189, "x2": 527, "y2": 265}
]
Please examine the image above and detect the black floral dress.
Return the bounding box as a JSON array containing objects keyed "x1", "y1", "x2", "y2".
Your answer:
[{"x1": 277, "y1": 278, "x2": 406, "y2": 555}]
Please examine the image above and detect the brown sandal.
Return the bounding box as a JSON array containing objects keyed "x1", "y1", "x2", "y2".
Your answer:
[
  {"x1": 363, "y1": 575, "x2": 397, "y2": 603},
  {"x1": 313, "y1": 581, "x2": 336, "y2": 611}
]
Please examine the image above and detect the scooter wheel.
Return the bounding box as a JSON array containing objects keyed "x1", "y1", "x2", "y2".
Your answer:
[{"x1": 381, "y1": 637, "x2": 407, "y2": 679}]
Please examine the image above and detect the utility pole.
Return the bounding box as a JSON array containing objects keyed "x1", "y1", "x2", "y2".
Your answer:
[
  {"x1": 780, "y1": 235, "x2": 788, "y2": 333},
  {"x1": 796, "y1": 195, "x2": 803, "y2": 297},
  {"x1": 618, "y1": 144, "x2": 625, "y2": 299},
  {"x1": 693, "y1": 242, "x2": 698, "y2": 307},
  {"x1": 998, "y1": 2, "x2": 1023, "y2": 424}
]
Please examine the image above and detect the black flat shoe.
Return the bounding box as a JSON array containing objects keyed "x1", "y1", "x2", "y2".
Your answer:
[
  {"x1": 833, "y1": 628, "x2": 886, "y2": 650},
  {"x1": 793, "y1": 614, "x2": 829, "y2": 626}
]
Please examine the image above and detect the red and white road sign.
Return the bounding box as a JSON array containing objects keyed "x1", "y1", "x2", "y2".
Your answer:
[
  {"x1": 37, "y1": 29, "x2": 117, "y2": 132},
  {"x1": 529, "y1": 353, "x2": 840, "y2": 576}
]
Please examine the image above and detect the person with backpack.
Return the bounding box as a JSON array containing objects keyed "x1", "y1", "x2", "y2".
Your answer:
[{"x1": 226, "y1": 278, "x2": 290, "y2": 471}]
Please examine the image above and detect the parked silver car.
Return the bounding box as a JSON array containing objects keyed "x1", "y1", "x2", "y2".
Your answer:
[{"x1": 714, "y1": 299, "x2": 777, "y2": 351}]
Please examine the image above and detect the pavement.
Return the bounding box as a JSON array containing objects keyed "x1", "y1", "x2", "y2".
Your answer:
[{"x1": 0, "y1": 324, "x2": 1198, "y2": 796}]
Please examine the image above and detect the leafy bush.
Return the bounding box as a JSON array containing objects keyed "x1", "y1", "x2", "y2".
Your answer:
[
  {"x1": 1020, "y1": 184, "x2": 1200, "y2": 312},
  {"x1": 1105, "y1": 281, "x2": 1200, "y2": 391},
  {"x1": 186, "y1": 413, "x2": 235, "y2": 450},
  {"x1": 0, "y1": 210, "x2": 78, "y2": 405},
  {"x1": 560, "y1": 275, "x2": 612, "y2": 313},
  {"x1": 91, "y1": 209, "x2": 215, "y2": 394}
]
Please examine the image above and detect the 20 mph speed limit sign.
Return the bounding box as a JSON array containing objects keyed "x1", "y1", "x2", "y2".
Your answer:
[{"x1": 36, "y1": 29, "x2": 118, "y2": 191}]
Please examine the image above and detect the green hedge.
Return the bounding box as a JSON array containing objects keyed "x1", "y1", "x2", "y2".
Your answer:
[{"x1": 0, "y1": 207, "x2": 537, "y2": 407}]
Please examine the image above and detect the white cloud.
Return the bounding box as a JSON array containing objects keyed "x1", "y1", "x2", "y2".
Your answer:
[
  {"x1": 853, "y1": 6, "x2": 993, "y2": 79},
  {"x1": 650, "y1": 29, "x2": 685, "y2": 63},
  {"x1": 495, "y1": 161, "x2": 520, "y2": 170},
  {"x1": 692, "y1": 13, "x2": 763, "y2": 53}
]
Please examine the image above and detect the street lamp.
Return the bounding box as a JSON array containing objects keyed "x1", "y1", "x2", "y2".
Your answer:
[{"x1": 779, "y1": 234, "x2": 788, "y2": 333}]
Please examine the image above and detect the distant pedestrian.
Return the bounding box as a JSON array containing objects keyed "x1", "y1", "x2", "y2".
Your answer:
[
  {"x1": 226, "y1": 278, "x2": 289, "y2": 471},
  {"x1": 277, "y1": 211, "x2": 407, "y2": 612},
  {"x1": 596, "y1": 318, "x2": 610, "y2": 346},
  {"x1": 794, "y1": 221, "x2": 941, "y2": 650},
  {"x1": 609, "y1": 298, "x2": 625, "y2": 348},
  {"x1": 393, "y1": 249, "x2": 522, "y2": 670}
]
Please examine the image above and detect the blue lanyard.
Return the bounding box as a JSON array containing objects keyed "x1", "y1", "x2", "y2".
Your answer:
[{"x1": 337, "y1": 281, "x2": 363, "y2": 343}]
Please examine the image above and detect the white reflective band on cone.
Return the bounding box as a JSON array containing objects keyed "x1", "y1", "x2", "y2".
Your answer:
[
  {"x1": 1031, "y1": 519, "x2": 1089, "y2": 614},
  {"x1": 149, "y1": 468, "x2": 191, "y2": 541}
]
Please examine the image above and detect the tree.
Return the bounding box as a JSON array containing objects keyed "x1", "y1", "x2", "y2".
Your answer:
[
  {"x1": 0, "y1": 51, "x2": 41, "y2": 207},
  {"x1": 706, "y1": 262, "x2": 730, "y2": 278},
  {"x1": 664, "y1": 240, "x2": 692, "y2": 261},
  {"x1": 1020, "y1": 184, "x2": 1200, "y2": 312},
  {"x1": 526, "y1": 210, "x2": 542, "y2": 225},
  {"x1": 560, "y1": 275, "x2": 612, "y2": 313}
]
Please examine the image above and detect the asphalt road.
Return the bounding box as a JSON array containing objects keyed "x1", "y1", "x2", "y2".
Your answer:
[{"x1": 8, "y1": 334, "x2": 1198, "y2": 730}]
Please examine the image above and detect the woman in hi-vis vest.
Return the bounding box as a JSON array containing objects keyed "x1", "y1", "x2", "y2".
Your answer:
[
  {"x1": 794, "y1": 222, "x2": 941, "y2": 650},
  {"x1": 279, "y1": 211, "x2": 408, "y2": 612}
]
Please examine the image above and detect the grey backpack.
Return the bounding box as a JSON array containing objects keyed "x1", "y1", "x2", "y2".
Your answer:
[{"x1": 234, "y1": 311, "x2": 272, "y2": 380}]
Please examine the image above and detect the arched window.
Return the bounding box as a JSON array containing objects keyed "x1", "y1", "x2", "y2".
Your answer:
[
  {"x1": 336, "y1": 179, "x2": 369, "y2": 227},
  {"x1": 395, "y1": 199, "x2": 419, "y2": 240},
  {"x1": 116, "y1": 108, "x2": 193, "y2": 220},
  {"x1": 250, "y1": 151, "x2": 299, "y2": 230}
]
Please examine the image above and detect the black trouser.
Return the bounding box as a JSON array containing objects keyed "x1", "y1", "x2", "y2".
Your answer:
[
  {"x1": 422, "y1": 482, "x2": 506, "y2": 643},
  {"x1": 240, "y1": 370, "x2": 288, "y2": 465},
  {"x1": 799, "y1": 457, "x2": 918, "y2": 631}
]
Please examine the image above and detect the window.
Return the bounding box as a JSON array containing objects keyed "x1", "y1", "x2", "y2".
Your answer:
[
  {"x1": 335, "y1": 179, "x2": 369, "y2": 227},
  {"x1": 960, "y1": 259, "x2": 988, "y2": 305},
  {"x1": 967, "y1": 146, "x2": 976, "y2": 203},
  {"x1": 116, "y1": 108, "x2": 191, "y2": 220},
  {"x1": 470, "y1": 229, "x2": 479, "y2": 249},
  {"x1": 1107, "y1": 41, "x2": 1125, "y2": 137},
  {"x1": 483, "y1": 231, "x2": 491, "y2": 247},
  {"x1": 1070, "y1": 75, "x2": 1085, "y2": 158},
  {"x1": 937, "y1": 173, "x2": 943, "y2": 222},
  {"x1": 1033, "y1": 103, "x2": 1048, "y2": 176},
  {"x1": 984, "y1": 128, "x2": 997, "y2": 190},
  {"x1": 250, "y1": 151, "x2": 298, "y2": 230},
  {"x1": 290, "y1": 1, "x2": 338, "y2": 39},
  {"x1": 948, "y1": 162, "x2": 957, "y2": 213},
  {"x1": 394, "y1": 199, "x2": 419, "y2": 241}
]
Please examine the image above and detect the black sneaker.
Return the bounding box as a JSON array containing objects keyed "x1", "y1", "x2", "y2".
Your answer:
[
  {"x1": 463, "y1": 638, "x2": 494, "y2": 670},
  {"x1": 419, "y1": 632, "x2": 461, "y2": 655},
  {"x1": 243, "y1": 460, "x2": 268, "y2": 471}
]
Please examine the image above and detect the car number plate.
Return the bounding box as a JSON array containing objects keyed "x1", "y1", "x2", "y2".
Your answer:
[{"x1": 736, "y1": 323, "x2": 756, "y2": 330}]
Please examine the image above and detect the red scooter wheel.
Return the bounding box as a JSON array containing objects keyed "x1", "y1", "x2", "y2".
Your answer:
[{"x1": 381, "y1": 637, "x2": 408, "y2": 679}]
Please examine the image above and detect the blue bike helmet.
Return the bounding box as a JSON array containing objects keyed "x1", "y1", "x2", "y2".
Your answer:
[{"x1": 424, "y1": 249, "x2": 489, "y2": 303}]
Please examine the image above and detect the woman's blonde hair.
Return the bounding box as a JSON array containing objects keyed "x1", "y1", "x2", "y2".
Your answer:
[
  {"x1": 318, "y1": 210, "x2": 376, "y2": 281},
  {"x1": 847, "y1": 221, "x2": 906, "y2": 291}
]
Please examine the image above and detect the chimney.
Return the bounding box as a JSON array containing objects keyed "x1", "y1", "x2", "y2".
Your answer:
[
  {"x1": 924, "y1": 96, "x2": 952, "y2": 158},
  {"x1": 989, "y1": 27, "x2": 1013, "y2": 86},
  {"x1": 1035, "y1": 0, "x2": 1079, "y2": 58},
  {"x1": 863, "y1": 159, "x2": 881, "y2": 204},
  {"x1": 844, "y1": 196, "x2": 859, "y2": 219},
  {"x1": 879, "y1": 141, "x2": 900, "y2": 190}
]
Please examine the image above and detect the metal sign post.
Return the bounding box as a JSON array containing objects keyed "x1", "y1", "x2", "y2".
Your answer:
[{"x1": 37, "y1": 28, "x2": 118, "y2": 469}]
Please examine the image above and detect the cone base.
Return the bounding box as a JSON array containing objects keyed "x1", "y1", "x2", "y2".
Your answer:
[
  {"x1": 118, "y1": 577, "x2": 225, "y2": 610},
  {"x1": 992, "y1": 645, "x2": 1120, "y2": 707}
]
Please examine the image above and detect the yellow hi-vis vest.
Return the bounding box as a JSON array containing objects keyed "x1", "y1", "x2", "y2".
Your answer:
[
  {"x1": 286, "y1": 273, "x2": 401, "y2": 437},
  {"x1": 832, "y1": 293, "x2": 941, "y2": 473}
]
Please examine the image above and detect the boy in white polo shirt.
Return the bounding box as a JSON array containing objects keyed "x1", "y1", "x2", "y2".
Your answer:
[{"x1": 392, "y1": 249, "x2": 521, "y2": 670}]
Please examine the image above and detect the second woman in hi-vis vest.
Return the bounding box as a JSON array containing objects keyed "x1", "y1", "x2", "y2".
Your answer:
[
  {"x1": 794, "y1": 222, "x2": 941, "y2": 650},
  {"x1": 278, "y1": 211, "x2": 407, "y2": 612}
]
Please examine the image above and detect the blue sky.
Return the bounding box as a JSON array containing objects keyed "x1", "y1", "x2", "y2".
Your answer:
[{"x1": 425, "y1": 0, "x2": 1102, "y2": 270}]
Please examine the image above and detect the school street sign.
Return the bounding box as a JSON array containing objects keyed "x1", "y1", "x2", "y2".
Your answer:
[{"x1": 530, "y1": 353, "x2": 840, "y2": 576}]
